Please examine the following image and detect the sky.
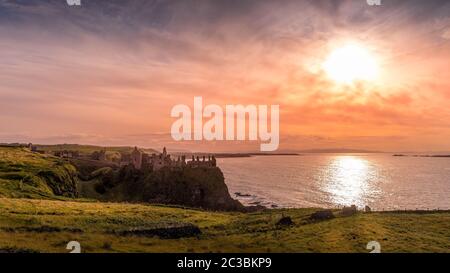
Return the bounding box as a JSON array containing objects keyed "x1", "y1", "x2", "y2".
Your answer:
[{"x1": 0, "y1": 0, "x2": 450, "y2": 152}]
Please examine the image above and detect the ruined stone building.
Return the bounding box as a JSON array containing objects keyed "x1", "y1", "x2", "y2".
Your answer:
[
  {"x1": 54, "y1": 150, "x2": 79, "y2": 158},
  {"x1": 91, "y1": 150, "x2": 106, "y2": 161},
  {"x1": 120, "y1": 147, "x2": 216, "y2": 171}
]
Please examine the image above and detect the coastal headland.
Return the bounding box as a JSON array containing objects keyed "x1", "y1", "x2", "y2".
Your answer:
[{"x1": 0, "y1": 144, "x2": 448, "y2": 253}]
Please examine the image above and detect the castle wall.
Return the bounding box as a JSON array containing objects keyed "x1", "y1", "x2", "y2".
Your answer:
[{"x1": 119, "y1": 147, "x2": 216, "y2": 171}]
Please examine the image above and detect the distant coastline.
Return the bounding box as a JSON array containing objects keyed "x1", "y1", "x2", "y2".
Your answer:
[
  {"x1": 178, "y1": 148, "x2": 384, "y2": 158},
  {"x1": 205, "y1": 153, "x2": 300, "y2": 158},
  {"x1": 393, "y1": 154, "x2": 450, "y2": 158}
]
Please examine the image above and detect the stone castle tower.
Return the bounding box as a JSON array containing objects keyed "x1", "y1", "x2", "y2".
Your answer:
[{"x1": 131, "y1": 146, "x2": 142, "y2": 169}]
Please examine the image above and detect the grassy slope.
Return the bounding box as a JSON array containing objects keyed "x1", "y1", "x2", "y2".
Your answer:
[
  {"x1": 0, "y1": 198, "x2": 449, "y2": 253},
  {"x1": 0, "y1": 147, "x2": 76, "y2": 199}
]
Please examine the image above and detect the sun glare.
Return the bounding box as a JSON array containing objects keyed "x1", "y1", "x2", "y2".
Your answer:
[
  {"x1": 322, "y1": 156, "x2": 378, "y2": 207},
  {"x1": 323, "y1": 44, "x2": 379, "y2": 84}
]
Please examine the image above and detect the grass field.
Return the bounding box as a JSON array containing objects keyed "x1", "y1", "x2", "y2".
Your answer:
[{"x1": 0, "y1": 197, "x2": 449, "y2": 253}]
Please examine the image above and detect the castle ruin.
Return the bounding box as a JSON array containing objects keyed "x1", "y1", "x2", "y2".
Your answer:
[{"x1": 120, "y1": 147, "x2": 216, "y2": 171}]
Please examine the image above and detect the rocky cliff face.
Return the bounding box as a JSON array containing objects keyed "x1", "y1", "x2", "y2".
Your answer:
[
  {"x1": 141, "y1": 167, "x2": 243, "y2": 211},
  {"x1": 82, "y1": 165, "x2": 243, "y2": 211}
]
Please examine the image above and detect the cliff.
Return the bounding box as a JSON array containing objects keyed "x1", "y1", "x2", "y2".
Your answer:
[
  {"x1": 80, "y1": 165, "x2": 244, "y2": 211},
  {"x1": 139, "y1": 167, "x2": 243, "y2": 211}
]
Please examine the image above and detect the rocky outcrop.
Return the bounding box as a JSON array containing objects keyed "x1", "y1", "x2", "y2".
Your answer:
[
  {"x1": 140, "y1": 167, "x2": 243, "y2": 211},
  {"x1": 117, "y1": 224, "x2": 201, "y2": 239},
  {"x1": 83, "y1": 165, "x2": 244, "y2": 211},
  {"x1": 341, "y1": 205, "x2": 358, "y2": 216},
  {"x1": 310, "y1": 210, "x2": 335, "y2": 221},
  {"x1": 276, "y1": 216, "x2": 294, "y2": 226}
]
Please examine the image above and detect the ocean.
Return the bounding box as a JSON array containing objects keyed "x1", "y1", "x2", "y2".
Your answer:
[{"x1": 218, "y1": 154, "x2": 450, "y2": 210}]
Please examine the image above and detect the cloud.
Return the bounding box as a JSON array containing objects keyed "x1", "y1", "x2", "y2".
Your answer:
[
  {"x1": 441, "y1": 28, "x2": 450, "y2": 39},
  {"x1": 0, "y1": 1, "x2": 449, "y2": 151}
]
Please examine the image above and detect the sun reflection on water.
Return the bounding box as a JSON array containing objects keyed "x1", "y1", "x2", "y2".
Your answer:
[{"x1": 322, "y1": 156, "x2": 379, "y2": 208}]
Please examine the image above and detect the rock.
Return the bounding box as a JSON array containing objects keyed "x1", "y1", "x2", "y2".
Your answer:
[
  {"x1": 276, "y1": 216, "x2": 294, "y2": 226},
  {"x1": 243, "y1": 205, "x2": 266, "y2": 212},
  {"x1": 118, "y1": 224, "x2": 201, "y2": 239},
  {"x1": 235, "y1": 192, "x2": 251, "y2": 197},
  {"x1": 140, "y1": 167, "x2": 244, "y2": 211},
  {"x1": 310, "y1": 210, "x2": 335, "y2": 221},
  {"x1": 342, "y1": 205, "x2": 358, "y2": 216},
  {"x1": 365, "y1": 205, "x2": 372, "y2": 213}
]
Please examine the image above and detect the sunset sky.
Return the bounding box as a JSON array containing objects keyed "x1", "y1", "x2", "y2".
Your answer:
[{"x1": 1, "y1": 0, "x2": 450, "y2": 152}]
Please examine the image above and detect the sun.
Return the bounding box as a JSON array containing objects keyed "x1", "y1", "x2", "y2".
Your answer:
[{"x1": 323, "y1": 43, "x2": 379, "y2": 84}]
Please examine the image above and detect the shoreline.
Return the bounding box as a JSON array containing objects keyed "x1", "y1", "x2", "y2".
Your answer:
[{"x1": 1, "y1": 196, "x2": 449, "y2": 214}]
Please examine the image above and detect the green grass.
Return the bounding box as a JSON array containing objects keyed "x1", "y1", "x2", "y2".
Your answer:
[
  {"x1": 0, "y1": 198, "x2": 449, "y2": 253},
  {"x1": 0, "y1": 147, "x2": 77, "y2": 199}
]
